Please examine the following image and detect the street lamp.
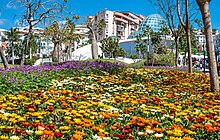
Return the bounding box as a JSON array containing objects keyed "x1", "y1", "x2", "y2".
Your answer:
[{"x1": 203, "y1": 43, "x2": 205, "y2": 73}]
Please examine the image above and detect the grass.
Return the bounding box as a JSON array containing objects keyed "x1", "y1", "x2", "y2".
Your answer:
[{"x1": 0, "y1": 63, "x2": 19, "y2": 69}]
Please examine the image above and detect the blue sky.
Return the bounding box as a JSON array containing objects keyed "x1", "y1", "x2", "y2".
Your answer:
[{"x1": 0, "y1": 0, "x2": 220, "y2": 30}]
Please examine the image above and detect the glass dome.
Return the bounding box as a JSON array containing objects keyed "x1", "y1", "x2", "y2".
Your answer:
[{"x1": 128, "y1": 14, "x2": 166, "y2": 39}]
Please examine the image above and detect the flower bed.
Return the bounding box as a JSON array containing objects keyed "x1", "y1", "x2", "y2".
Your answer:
[{"x1": 0, "y1": 62, "x2": 219, "y2": 140}]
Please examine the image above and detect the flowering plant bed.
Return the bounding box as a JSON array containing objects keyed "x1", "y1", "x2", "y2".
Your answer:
[{"x1": 0, "y1": 62, "x2": 219, "y2": 140}]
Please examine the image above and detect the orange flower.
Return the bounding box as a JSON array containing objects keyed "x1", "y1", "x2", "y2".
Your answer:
[
  {"x1": 28, "y1": 108, "x2": 35, "y2": 112},
  {"x1": 110, "y1": 125, "x2": 116, "y2": 130},
  {"x1": 83, "y1": 123, "x2": 93, "y2": 128},
  {"x1": 152, "y1": 120, "x2": 160, "y2": 126},
  {"x1": 154, "y1": 128, "x2": 163, "y2": 133},
  {"x1": 62, "y1": 102, "x2": 68, "y2": 108},
  {"x1": 92, "y1": 126, "x2": 100, "y2": 131},
  {"x1": 129, "y1": 120, "x2": 136, "y2": 125},
  {"x1": 43, "y1": 130, "x2": 54, "y2": 136},
  {"x1": 98, "y1": 133, "x2": 105, "y2": 138},
  {"x1": 75, "y1": 125, "x2": 82, "y2": 129},
  {"x1": 99, "y1": 123, "x2": 107, "y2": 128},
  {"x1": 22, "y1": 122, "x2": 30, "y2": 127},
  {"x1": 71, "y1": 134, "x2": 83, "y2": 140},
  {"x1": 189, "y1": 125, "x2": 196, "y2": 130},
  {"x1": 206, "y1": 126, "x2": 215, "y2": 133},
  {"x1": 137, "y1": 123, "x2": 145, "y2": 127}
]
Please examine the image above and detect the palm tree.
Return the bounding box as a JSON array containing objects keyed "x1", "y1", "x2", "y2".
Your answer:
[
  {"x1": 196, "y1": 0, "x2": 219, "y2": 92},
  {"x1": 159, "y1": 23, "x2": 170, "y2": 46},
  {"x1": 87, "y1": 19, "x2": 106, "y2": 59},
  {"x1": 6, "y1": 28, "x2": 20, "y2": 65},
  {"x1": 0, "y1": 38, "x2": 10, "y2": 68}
]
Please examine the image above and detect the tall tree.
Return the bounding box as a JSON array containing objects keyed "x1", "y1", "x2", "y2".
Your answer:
[
  {"x1": 87, "y1": 18, "x2": 106, "y2": 59},
  {"x1": 150, "y1": 31, "x2": 162, "y2": 66},
  {"x1": 100, "y1": 37, "x2": 127, "y2": 58},
  {"x1": 149, "y1": 0, "x2": 184, "y2": 66},
  {"x1": 196, "y1": 0, "x2": 219, "y2": 92},
  {"x1": 5, "y1": 28, "x2": 20, "y2": 65},
  {"x1": 8, "y1": 0, "x2": 69, "y2": 65},
  {"x1": 135, "y1": 34, "x2": 148, "y2": 59},
  {"x1": 0, "y1": 39, "x2": 10, "y2": 69},
  {"x1": 177, "y1": 0, "x2": 193, "y2": 73},
  {"x1": 44, "y1": 18, "x2": 79, "y2": 63},
  {"x1": 159, "y1": 22, "x2": 170, "y2": 46}
]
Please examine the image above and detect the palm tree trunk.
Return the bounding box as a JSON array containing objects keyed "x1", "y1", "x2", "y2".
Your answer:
[
  {"x1": 12, "y1": 43, "x2": 14, "y2": 65},
  {"x1": 87, "y1": 26, "x2": 98, "y2": 59},
  {"x1": 175, "y1": 37, "x2": 179, "y2": 67},
  {"x1": 186, "y1": 28, "x2": 192, "y2": 73},
  {"x1": 0, "y1": 46, "x2": 9, "y2": 68},
  {"x1": 52, "y1": 43, "x2": 59, "y2": 63},
  {"x1": 196, "y1": 0, "x2": 219, "y2": 92}
]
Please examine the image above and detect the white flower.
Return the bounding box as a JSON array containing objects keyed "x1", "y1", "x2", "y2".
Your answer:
[
  {"x1": 138, "y1": 132, "x2": 145, "y2": 135},
  {"x1": 118, "y1": 117, "x2": 123, "y2": 120},
  {"x1": 93, "y1": 134, "x2": 102, "y2": 140},
  {"x1": 102, "y1": 137, "x2": 112, "y2": 140},
  {"x1": 169, "y1": 115, "x2": 174, "y2": 119},
  {"x1": 26, "y1": 130, "x2": 34, "y2": 135},
  {"x1": 38, "y1": 126, "x2": 45, "y2": 131},
  {"x1": 10, "y1": 135, "x2": 20, "y2": 140},
  {"x1": 154, "y1": 133, "x2": 164, "y2": 138},
  {"x1": 145, "y1": 129, "x2": 154, "y2": 134}
]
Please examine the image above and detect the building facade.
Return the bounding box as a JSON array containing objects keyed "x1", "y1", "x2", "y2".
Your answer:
[{"x1": 89, "y1": 9, "x2": 145, "y2": 41}]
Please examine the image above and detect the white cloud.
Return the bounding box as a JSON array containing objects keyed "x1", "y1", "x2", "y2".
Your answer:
[
  {"x1": 5, "y1": 2, "x2": 18, "y2": 9},
  {"x1": 0, "y1": 19, "x2": 8, "y2": 25}
]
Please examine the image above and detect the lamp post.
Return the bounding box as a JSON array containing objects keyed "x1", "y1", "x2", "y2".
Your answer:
[{"x1": 203, "y1": 43, "x2": 205, "y2": 73}]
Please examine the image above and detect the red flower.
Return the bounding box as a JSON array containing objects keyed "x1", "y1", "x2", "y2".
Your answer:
[
  {"x1": 22, "y1": 122, "x2": 30, "y2": 127},
  {"x1": 170, "y1": 109, "x2": 176, "y2": 113},
  {"x1": 115, "y1": 134, "x2": 124, "y2": 140},
  {"x1": 15, "y1": 128, "x2": 23, "y2": 134},
  {"x1": 47, "y1": 123, "x2": 55, "y2": 130},
  {"x1": 123, "y1": 129, "x2": 130, "y2": 133},
  {"x1": 47, "y1": 106, "x2": 54, "y2": 111},
  {"x1": 31, "y1": 123, "x2": 40, "y2": 128},
  {"x1": 54, "y1": 131, "x2": 63, "y2": 138},
  {"x1": 124, "y1": 125, "x2": 130, "y2": 129}
]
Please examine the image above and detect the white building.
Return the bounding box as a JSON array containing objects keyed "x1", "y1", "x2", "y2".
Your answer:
[
  {"x1": 89, "y1": 9, "x2": 145, "y2": 41},
  {"x1": 74, "y1": 25, "x2": 90, "y2": 49}
]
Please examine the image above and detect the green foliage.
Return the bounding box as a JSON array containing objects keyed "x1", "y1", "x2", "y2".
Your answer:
[
  {"x1": 44, "y1": 18, "x2": 80, "y2": 62},
  {"x1": 148, "y1": 53, "x2": 175, "y2": 66},
  {"x1": 151, "y1": 32, "x2": 162, "y2": 54},
  {"x1": 178, "y1": 27, "x2": 199, "y2": 54},
  {"x1": 5, "y1": 28, "x2": 23, "y2": 59},
  {"x1": 100, "y1": 37, "x2": 127, "y2": 58},
  {"x1": 24, "y1": 56, "x2": 40, "y2": 65},
  {"x1": 134, "y1": 26, "x2": 152, "y2": 59},
  {"x1": 135, "y1": 34, "x2": 148, "y2": 59},
  {"x1": 97, "y1": 19, "x2": 106, "y2": 35},
  {"x1": 129, "y1": 54, "x2": 138, "y2": 59}
]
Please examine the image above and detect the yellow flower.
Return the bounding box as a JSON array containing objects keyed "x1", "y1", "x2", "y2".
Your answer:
[
  {"x1": 76, "y1": 113, "x2": 83, "y2": 117},
  {"x1": 35, "y1": 130, "x2": 43, "y2": 135},
  {"x1": 166, "y1": 130, "x2": 173, "y2": 135},
  {"x1": 99, "y1": 128, "x2": 105, "y2": 133},
  {"x1": 64, "y1": 116, "x2": 71, "y2": 120},
  {"x1": 187, "y1": 130, "x2": 196, "y2": 135},
  {"x1": 78, "y1": 110, "x2": 86, "y2": 114},
  {"x1": 174, "y1": 118, "x2": 182, "y2": 123},
  {"x1": 59, "y1": 126, "x2": 70, "y2": 131},
  {"x1": 0, "y1": 135, "x2": 8, "y2": 139},
  {"x1": 38, "y1": 116, "x2": 43, "y2": 119}
]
